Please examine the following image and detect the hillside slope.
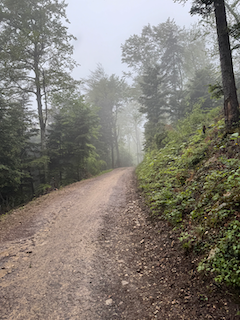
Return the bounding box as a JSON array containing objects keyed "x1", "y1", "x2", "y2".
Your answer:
[
  {"x1": 136, "y1": 106, "x2": 240, "y2": 292},
  {"x1": 1, "y1": 167, "x2": 240, "y2": 319}
]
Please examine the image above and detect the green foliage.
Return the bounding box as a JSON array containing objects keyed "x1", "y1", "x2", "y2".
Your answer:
[
  {"x1": 0, "y1": 0, "x2": 76, "y2": 96},
  {"x1": 30, "y1": 156, "x2": 50, "y2": 170},
  {"x1": 47, "y1": 96, "x2": 99, "y2": 185},
  {"x1": 0, "y1": 97, "x2": 36, "y2": 212},
  {"x1": 198, "y1": 221, "x2": 240, "y2": 287},
  {"x1": 208, "y1": 83, "x2": 224, "y2": 100},
  {"x1": 190, "y1": 0, "x2": 215, "y2": 16},
  {"x1": 137, "y1": 105, "x2": 240, "y2": 288},
  {"x1": 35, "y1": 184, "x2": 52, "y2": 197},
  {"x1": 121, "y1": 18, "x2": 209, "y2": 80},
  {"x1": 0, "y1": 0, "x2": 79, "y2": 188},
  {"x1": 0, "y1": 0, "x2": 86, "y2": 210},
  {"x1": 122, "y1": 19, "x2": 214, "y2": 150},
  {"x1": 139, "y1": 64, "x2": 170, "y2": 124},
  {"x1": 86, "y1": 157, "x2": 107, "y2": 176},
  {"x1": 84, "y1": 65, "x2": 129, "y2": 168},
  {"x1": 0, "y1": 4, "x2": 143, "y2": 213},
  {"x1": 184, "y1": 67, "x2": 219, "y2": 114}
]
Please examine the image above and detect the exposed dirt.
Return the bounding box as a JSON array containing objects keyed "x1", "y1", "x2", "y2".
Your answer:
[{"x1": 0, "y1": 167, "x2": 240, "y2": 319}]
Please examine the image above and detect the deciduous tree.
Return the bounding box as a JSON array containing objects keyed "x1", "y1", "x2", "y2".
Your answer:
[
  {"x1": 84, "y1": 65, "x2": 128, "y2": 168},
  {"x1": 0, "y1": 0, "x2": 77, "y2": 180}
]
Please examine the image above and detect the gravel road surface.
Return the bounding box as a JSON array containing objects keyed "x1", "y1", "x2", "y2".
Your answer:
[{"x1": 0, "y1": 167, "x2": 239, "y2": 319}]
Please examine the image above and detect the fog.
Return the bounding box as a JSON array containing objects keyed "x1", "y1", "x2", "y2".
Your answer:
[
  {"x1": 66, "y1": 0, "x2": 199, "y2": 80},
  {"x1": 63, "y1": 0, "x2": 201, "y2": 165},
  {"x1": 1, "y1": 0, "x2": 230, "y2": 211}
]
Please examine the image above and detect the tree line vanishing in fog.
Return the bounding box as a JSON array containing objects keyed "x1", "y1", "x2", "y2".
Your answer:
[{"x1": 1, "y1": 0, "x2": 240, "y2": 212}]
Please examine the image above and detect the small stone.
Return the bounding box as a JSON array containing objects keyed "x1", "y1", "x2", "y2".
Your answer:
[
  {"x1": 105, "y1": 299, "x2": 113, "y2": 306},
  {"x1": 208, "y1": 248, "x2": 218, "y2": 260},
  {"x1": 122, "y1": 280, "x2": 129, "y2": 286}
]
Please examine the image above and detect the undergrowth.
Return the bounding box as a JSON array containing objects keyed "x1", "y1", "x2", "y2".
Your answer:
[{"x1": 136, "y1": 105, "x2": 240, "y2": 289}]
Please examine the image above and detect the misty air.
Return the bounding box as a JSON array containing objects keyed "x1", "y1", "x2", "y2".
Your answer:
[{"x1": 1, "y1": 0, "x2": 240, "y2": 319}]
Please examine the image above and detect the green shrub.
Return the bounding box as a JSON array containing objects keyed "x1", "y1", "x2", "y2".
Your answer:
[
  {"x1": 137, "y1": 105, "x2": 240, "y2": 288},
  {"x1": 36, "y1": 183, "x2": 52, "y2": 196},
  {"x1": 198, "y1": 221, "x2": 240, "y2": 287}
]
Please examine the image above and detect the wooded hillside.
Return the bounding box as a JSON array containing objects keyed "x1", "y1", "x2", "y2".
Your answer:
[{"x1": 136, "y1": 0, "x2": 240, "y2": 291}]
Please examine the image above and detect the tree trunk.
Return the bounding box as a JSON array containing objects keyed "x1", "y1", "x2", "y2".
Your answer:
[
  {"x1": 135, "y1": 122, "x2": 140, "y2": 165},
  {"x1": 34, "y1": 47, "x2": 48, "y2": 182},
  {"x1": 114, "y1": 126, "x2": 120, "y2": 168},
  {"x1": 214, "y1": 0, "x2": 239, "y2": 128},
  {"x1": 111, "y1": 142, "x2": 114, "y2": 169}
]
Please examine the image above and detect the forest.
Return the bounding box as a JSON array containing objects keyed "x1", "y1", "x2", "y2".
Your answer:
[
  {"x1": 0, "y1": 0, "x2": 144, "y2": 213},
  {"x1": 1, "y1": 0, "x2": 240, "y2": 289}
]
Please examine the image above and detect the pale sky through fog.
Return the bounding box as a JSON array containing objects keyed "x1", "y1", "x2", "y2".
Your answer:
[{"x1": 65, "y1": 0, "x2": 199, "y2": 80}]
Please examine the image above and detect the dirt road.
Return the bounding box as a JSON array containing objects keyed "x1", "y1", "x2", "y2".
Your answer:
[{"x1": 0, "y1": 168, "x2": 239, "y2": 319}]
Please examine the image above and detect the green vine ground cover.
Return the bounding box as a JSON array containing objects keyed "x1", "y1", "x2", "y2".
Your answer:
[{"x1": 136, "y1": 106, "x2": 240, "y2": 288}]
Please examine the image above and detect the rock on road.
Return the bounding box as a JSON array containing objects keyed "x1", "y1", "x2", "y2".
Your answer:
[{"x1": 0, "y1": 167, "x2": 239, "y2": 320}]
